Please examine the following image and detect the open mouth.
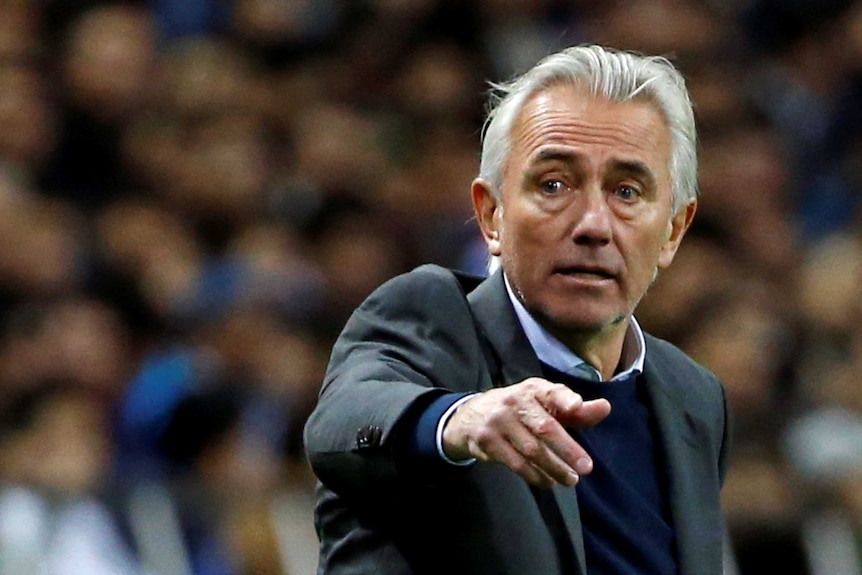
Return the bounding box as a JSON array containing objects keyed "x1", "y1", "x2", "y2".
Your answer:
[{"x1": 555, "y1": 267, "x2": 616, "y2": 280}]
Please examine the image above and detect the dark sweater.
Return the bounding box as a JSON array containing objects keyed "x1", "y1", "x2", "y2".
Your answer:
[
  {"x1": 402, "y1": 365, "x2": 680, "y2": 574},
  {"x1": 542, "y1": 363, "x2": 679, "y2": 575}
]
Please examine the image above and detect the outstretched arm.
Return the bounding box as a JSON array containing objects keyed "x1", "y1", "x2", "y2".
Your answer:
[{"x1": 304, "y1": 265, "x2": 488, "y2": 495}]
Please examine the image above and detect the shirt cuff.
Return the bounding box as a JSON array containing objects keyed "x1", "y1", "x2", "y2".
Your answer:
[
  {"x1": 436, "y1": 394, "x2": 478, "y2": 465},
  {"x1": 406, "y1": 392, "x2": 478, "y2": 467}
]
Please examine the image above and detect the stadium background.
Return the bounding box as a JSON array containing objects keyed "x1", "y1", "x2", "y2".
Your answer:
[{"x1": 0, "y1": 0, "x2": 861, "y2": 573}]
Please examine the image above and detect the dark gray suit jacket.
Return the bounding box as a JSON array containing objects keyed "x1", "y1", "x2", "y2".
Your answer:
[{"x1": 304, "y1": 264, "x2": 731, "y2": 575}]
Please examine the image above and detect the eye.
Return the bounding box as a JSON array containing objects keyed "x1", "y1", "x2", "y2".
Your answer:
[
  {"x1": 540, "y1": 179, "x2": 567, "y2": 195},
  {"x1": 613, "y1": 184, "x2": 642, "y2": 202}
]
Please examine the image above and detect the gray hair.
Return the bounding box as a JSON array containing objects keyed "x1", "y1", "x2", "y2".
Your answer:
[{"x1": 478, "y1": 44, "x2": 698, "y2": 213}]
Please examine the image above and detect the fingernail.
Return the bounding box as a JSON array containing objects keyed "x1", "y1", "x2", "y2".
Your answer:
[
  {"x1": 565, "y1": 397, "x2": 582, "y2": 411},
  {"x1": 575, "y1": 457, "x2": 593, "y2": 474},
  {"x1": 567, "y1": 471, "x2": 580, "y2": 486}
]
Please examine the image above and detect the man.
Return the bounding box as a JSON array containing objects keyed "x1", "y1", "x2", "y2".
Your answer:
[{"x1": 304, "y1": 44, "x2": 731, "y2": 575}]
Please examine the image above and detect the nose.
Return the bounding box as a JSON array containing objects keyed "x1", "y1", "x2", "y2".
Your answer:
[{"x1": 571, "y1": 189, "x2": 612, "y2": 246}]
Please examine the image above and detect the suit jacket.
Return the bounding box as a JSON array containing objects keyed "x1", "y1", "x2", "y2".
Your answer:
[{"x1": 304, "y1": 264, "x2": 731, "y2": 575}]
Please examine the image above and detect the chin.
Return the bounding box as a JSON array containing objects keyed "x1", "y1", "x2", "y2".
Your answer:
[{"x1": 535, "y1": 303, "x2": 623, "y2": 335}]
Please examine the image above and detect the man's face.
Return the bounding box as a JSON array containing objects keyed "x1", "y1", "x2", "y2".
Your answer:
[{"x1": 473, "y1": 83, "x2": 695, "y2": 339}]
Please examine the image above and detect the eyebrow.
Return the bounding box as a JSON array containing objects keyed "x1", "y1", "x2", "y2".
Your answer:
[
  {"x1": 531, "y1": 148, "x2": 658, "y2": 191},
  {"x1": 612, "y1": 159, "x2": 658, "y2": 191},
  {"x1": 534, "y1": 148, "x2": 579, "y2": 166}
]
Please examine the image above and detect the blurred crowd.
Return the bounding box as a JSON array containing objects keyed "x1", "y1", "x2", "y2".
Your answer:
[{"x1": 0, "y1": 0, "x2": 861, "y2": 573}]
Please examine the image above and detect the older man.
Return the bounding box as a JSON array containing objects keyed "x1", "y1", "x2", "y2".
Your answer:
[{"x1": 304, "y1": 44, "x2": 730, "y2": 575}]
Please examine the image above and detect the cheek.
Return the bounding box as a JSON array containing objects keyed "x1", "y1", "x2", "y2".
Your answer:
[
  {"x1": 500, "y1": 227, "x2": 540, "y2": 278},
  {"x1": 503, "y1": 220, "x2": 547, "y2": 264},
  {"x1": 624, "y1": 225, "x2": 668, "y2": 277}
]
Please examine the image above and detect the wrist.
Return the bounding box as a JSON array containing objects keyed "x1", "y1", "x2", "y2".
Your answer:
[{"x1": 438, "y1": 394, "x2": 477, "y2": 464}]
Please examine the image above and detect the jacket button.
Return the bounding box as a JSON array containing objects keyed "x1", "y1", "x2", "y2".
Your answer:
[{"x1": 356, "y1": 425, "x2": 383, "y2": 449}]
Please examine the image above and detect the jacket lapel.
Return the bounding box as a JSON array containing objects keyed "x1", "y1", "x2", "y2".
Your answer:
[
  {"x1": 467, "y1": 270, "x2": 541, "y2": 386},
  {"x1": 467, "y1": 271, "x2": 588, "y2": 575},
  {"x1": 643, "y1": 344, "x2": 722, "y2": 575}
]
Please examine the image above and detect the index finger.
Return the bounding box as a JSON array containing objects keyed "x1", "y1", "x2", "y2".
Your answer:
[
  {"x1": 535, "y1": 382, "x2": 584, "y2": 416},
  {"x1": 534, "y1": 382, "x2": 612, "y2": 429},
  {"x1": 557, "y1": 398, "x2": 612, "y2": 429}
]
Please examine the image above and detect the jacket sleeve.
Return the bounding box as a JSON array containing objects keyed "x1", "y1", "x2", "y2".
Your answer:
[{"x1": 303, "y1": 264, "x2": 487, "y2": 496}]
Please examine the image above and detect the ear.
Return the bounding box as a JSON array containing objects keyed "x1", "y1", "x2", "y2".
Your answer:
[
  {"x1": 657, "y1": 200, "x2": 697, "y2": 269},
  {"x1": 471, "y1": 178, "x2": 503, "y2": 256}
]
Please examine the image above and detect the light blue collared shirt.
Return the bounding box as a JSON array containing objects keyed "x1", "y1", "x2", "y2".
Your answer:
[{"x1": 504, "y1": 274, "x2": 645, "y2": 381}]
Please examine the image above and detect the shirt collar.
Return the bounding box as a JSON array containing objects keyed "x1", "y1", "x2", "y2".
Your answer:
[{"x1": 504, "y1": 273, "x2": 645, "y2": 382}]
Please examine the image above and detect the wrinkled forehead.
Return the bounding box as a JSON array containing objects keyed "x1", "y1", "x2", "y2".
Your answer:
[
  {"x1": 508, "y1": 83, "x2": 673, "y2": 172},
  {"x1": 522, "y1": 78, "x2": 671, "y2": 131}
]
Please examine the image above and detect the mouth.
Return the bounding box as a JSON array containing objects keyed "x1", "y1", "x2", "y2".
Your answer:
[{"x1": 554, "y1": 266, "x2": 617, "y2": 281}]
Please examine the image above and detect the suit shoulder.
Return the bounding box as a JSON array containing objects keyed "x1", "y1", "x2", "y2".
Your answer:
[
  {"x1": 362, "y1": 264, "x2": 478, "y2": 312},
  {"x1": 644, "y1": 332, "x2": 728, "y2": 436},
  {"x1": 378, "y1": 264, "x2": 482, "y2": 292},
  {"x1": 643, "y1": 333, "x2": 732, "y2": 482},
  {"x1": 644, "y1": 333, "x2": 722, "y2": 390},
  {"x1": 332, "y1": 265, "x2": 485, "y2": 351}
]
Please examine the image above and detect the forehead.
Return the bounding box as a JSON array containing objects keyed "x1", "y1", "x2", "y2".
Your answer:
[{"x1": 507, "y1": 82, "x2": 672, "y2": 176}]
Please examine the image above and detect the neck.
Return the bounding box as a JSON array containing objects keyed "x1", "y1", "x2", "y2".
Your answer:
[{"x1": 542, "y1": 315, "x2": 630, "y2": 380}]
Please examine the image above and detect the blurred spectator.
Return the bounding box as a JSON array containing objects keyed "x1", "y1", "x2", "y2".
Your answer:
[
  {"x1": 154, "y1": 382, "x2": 288, "y2": 575},
  {"x1": 0, "y1": 192, "x2": 86, "y2": 302},
  {"x1": 0, "y1": 382, "x2": 142, "y2": 575},
  {"x1": 0, "y1": 297, "x2": 132, "y2": 403},
  {"x1": 588, "y1": 0, "x2": 740, "y2": 60},
  {"x1": 0, "y1": 0, "x2": 857, "y2": 573},
  {"x1": 679, "y1": 284, "x2": 803, "y2": 567},
  {"x1": 95, "y1": 197, "x2": 207, "y2": 329},
  {"x1": 0, "y1": 0, "x2": 40, "y2": 62},
  {"x1": 785, "y1": 231, "x2": 862, "y2": 480},
  {"x1": 745, "y1": 0, "x2": 862, "y2": 241},
  {"x1": 696, "y1": 123, "x2": 800, "y2": 280},
  {"x1": 302, "y1": 194, "x2": 414, "y2": 340},
  {"x1": 0, "y1": 63, "x2": 55, "y2": 178},
  {"x1": 39, "y1": 4, "x2": 157, "y2": 210},
  {"x1": 780, "y1": 230, "x2": 862, "y2": 575}
]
